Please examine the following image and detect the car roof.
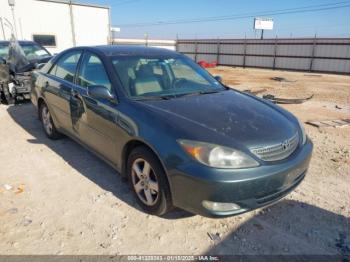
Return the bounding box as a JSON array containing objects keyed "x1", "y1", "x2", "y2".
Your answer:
[{"x1": 78, "y1": 45, "x2": 179, "y2": 57}]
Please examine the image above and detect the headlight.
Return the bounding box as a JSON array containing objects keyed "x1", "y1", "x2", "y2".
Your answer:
[
  {"x1": 178, "y1": 140, "x2": 259, "y2": 169},
  {"x1": 297, "y1": 119, "x2": 307, "y2": 145}
]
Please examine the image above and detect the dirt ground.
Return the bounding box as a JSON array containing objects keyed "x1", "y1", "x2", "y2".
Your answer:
[{"x1": 0, "y1": 67, "x2": 350, "y2": 255}]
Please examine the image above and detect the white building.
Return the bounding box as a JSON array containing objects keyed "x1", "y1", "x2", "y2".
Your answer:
[{"x1": 0, "y1": 0, "x2": 111, "y2": 54}]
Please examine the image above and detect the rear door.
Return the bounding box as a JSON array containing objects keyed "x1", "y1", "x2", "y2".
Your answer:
[
  {"x1": 45, "y1": 50, "x2": 82, "y2": 134},
  {"x1": 72, "y1": 51, "x2": 120, "y2": 164}
]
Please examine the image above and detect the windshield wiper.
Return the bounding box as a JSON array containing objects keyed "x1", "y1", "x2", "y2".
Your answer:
[
  {"x1": 133, "y1": 90, "x2": 222, "y2": 101},
  {"x1": 199, "y1": 90, "x2": 221, "y2": 95},
  {"x1": 133, "y1": 95, "x2": 174, "y2": 101},
  {"x1": 175, "y1": 90, "x2": 221, "y2": 98}
]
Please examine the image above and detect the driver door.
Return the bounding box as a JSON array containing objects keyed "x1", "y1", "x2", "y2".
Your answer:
[{"x1": 72, "y1": 52, "x2": 119, "y2": 164}]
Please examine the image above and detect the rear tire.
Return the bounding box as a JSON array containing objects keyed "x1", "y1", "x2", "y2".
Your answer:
[
  {"x1": 6, "y1": 95, "x2": 15, "y2": 105},
  {"x1": 40, "y1": 102, "x2": 62, "y2": 140},
  {"x1": 127, "y1": 146, "x2": 173, "y2": 216}
]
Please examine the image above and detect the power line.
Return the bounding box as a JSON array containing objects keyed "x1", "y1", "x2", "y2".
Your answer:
[
  {"x1": 119, "y1": 1, "x2": 350, "y2": 26},
  {"x1": 116, "y1": 1, "x2": 350, "y2": 27},
  {"x1": 276, "y1": 22, "x2": 350, "y2": 31},
  {"x1": 121, "y1": 3, "x2": 350, "y2": 27}
]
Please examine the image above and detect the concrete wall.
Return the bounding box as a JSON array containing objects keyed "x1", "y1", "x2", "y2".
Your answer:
[{"x1": 0, "y1": 0, "x2": 110, "y2": 54}]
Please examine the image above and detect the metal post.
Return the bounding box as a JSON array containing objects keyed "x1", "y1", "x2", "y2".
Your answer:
[
  {"x1": 69, "y1": 0, "x2": 76, "y2": 47},
  {"x1": 10, "y1": 6, "x2": 18, "y2": 38},
  {"x1": 310, "y1": 34, "x2": 317, "y2": 72},
  {"x1": 194, "y1": 40, "x2": 198, "y2": 62},
  {"x1": 260, "y1": 29, "x2": 264, "y2": 40},
  {"x1": 175, "y1": 34, "x2": 179, "y2": 52},
  {"x1": 273, "y1": 36, "x2": 278, "y2": 70},
  {"x1": 145, "y1": 33, "x2": 149, "y2": 47},
  {"x1": 243, "y1": 37, "x2": 247, "y2": 68},
  {"x1": 216, "y1": 38, "x2": 221, "y2": 64},
  {"x1": 0, "y1": 18, "x2": 6, "y2": 40},
  {"x1": 3, "y1": 17, "x2": 14, "y2": 37},
  {"x1": 18, "y1": 18, "x2": 23, "y2": 40}
]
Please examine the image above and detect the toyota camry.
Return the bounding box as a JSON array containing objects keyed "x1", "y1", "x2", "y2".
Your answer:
[{"x1": 31, "y1": 46, "x2": 313, "y2": 217}]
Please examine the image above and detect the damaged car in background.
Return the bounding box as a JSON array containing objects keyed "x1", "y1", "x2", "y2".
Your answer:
[{"x1": 0, "y1": 38, "x2": 52, "y2": 104}]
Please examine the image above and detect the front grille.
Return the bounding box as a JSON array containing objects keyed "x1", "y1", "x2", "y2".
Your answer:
[{"x1": 251, "y1": 133, "x2": 299, "y2": 161}]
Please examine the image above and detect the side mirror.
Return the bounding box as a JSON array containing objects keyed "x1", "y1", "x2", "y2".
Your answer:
[
  {"x1": 214, "y1": 75, "x2": 222, "y2": 82},
  {"x1": 87, "y1": 85, "x2": 115, "y2": 101}
]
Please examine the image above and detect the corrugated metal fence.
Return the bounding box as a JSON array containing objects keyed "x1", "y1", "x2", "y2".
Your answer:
[{"x1": 176, "y1": 38, "x2": 350, "y2": 74}]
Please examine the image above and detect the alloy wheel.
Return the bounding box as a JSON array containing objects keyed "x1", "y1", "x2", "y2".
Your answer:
[
  {"x1": 131, "y1": 158, "x2": 159, "y2": 206},
  {"x1": 42, "y1": 106, "x2": 53, "y2": 135}
]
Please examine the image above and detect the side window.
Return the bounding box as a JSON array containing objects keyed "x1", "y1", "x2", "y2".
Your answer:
[
  {"x1": 77, "y1": 53, "x2": 111, "y2": 91},
  {"x1": 49, "y1": 51, "x2": 81, "y2": 83}
]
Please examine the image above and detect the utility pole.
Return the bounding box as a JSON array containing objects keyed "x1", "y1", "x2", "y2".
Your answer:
[
  {"x1": 18, "y1": 18, "x2": 23, "y2": 40},
  {"x1": 69, "y1": 0, "x2": 76, "y2": 47},
  {"x1": 8, "y1": 0, "x2": 18, "y2": 38},
  {"x1": 176, "y1": 33, "x2": 179, "y2": 51},
  {"x1": 144, "y1": 33, "x2": 149, "y2": 46}
]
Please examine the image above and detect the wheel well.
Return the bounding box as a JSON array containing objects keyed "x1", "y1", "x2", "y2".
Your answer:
[
  {"x1": 122, "y1": 140, "x2": 165, "y2": 179},
  {"x1": 122, "y1": 140, "x2": 173, "y2": 204},
  {"x1": 122, "y1": 140, "x2": 147, "y2": 176}
]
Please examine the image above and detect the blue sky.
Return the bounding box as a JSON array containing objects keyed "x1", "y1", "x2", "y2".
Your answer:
[{"x1": 88, "y1": 0, "x2": 350, "y2": 39}]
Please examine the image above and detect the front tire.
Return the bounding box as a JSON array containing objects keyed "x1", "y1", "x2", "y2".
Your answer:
[
  {"x1": 40, "y1": 102, "x2": 62, "y2": 140},
  {"x1": 1, "y1": 84, "x2": 15, "y2": 105},
  {"x1": 127, "y1": 146, "x2": 173, "y2": 216}
]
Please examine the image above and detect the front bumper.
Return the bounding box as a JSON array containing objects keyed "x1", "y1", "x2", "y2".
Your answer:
[
  {"x1": 14, "y1": 75, "x2": 32, "y2": 95},
  {"x1": 168, "y1": 140, "x2": 313, "y2": 217}
]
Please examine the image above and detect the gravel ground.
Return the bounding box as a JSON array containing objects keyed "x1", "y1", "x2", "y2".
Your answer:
[{"x1": 0, "y1": 67, "x2": 349, "y2": 255}]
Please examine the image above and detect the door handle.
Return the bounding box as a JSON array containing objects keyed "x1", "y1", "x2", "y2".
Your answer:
[{"x1": 71, "y1": 89, "x2": 79, "y2": 98}]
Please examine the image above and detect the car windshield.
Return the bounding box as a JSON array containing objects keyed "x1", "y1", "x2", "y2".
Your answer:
[
  {"x1": 0, "y1": 44, "x2": 9, "y2": 59},
  {"x1": 0, "y1": 43, "x2": 50, "y2": 60},
  {"x1": 20, "y1": 43, "x2": 51, "y2": 60},
  {"x1": 111, "y1": 55, "x2": 225, "y2": 100}
]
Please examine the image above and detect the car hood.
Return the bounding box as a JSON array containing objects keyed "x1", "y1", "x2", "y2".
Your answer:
[
  {"x1": 30, "y1": 56, "x2": 52, "y2": 64},
  {"x1": 140, "y1": 90, "x2": 299, "y2": 149}
]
